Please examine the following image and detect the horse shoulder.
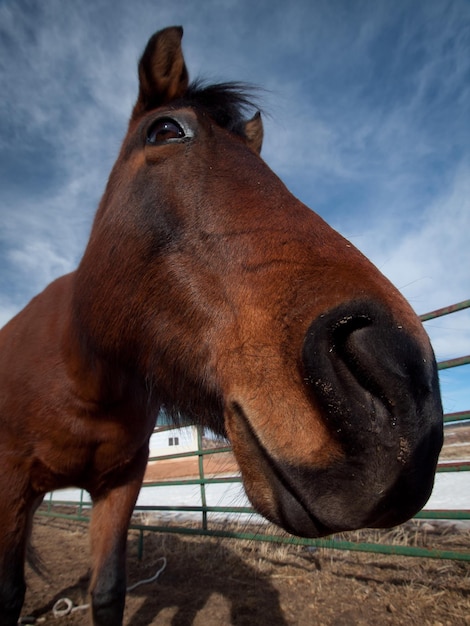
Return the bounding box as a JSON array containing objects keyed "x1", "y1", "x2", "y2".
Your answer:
[{"x1": 0, "y1": 273, "x2": 154, "y2": 494}]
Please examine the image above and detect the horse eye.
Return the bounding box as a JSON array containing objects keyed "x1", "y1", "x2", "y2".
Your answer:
[{"x1": 146, "y1": 118, "x2": 185, "y2": 144}]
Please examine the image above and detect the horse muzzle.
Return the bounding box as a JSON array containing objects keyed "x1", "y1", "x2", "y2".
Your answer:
[
  {"x1": 227, "y1": 299, "x2": 443, "y2": 538},
  {"x1": 299, "y1": 299, "x2": 443, "y2": 533}
]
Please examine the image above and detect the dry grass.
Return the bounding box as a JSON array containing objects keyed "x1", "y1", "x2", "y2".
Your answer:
[{"x1": 24, "y1": 514, "x2": 470, "y2": 625}]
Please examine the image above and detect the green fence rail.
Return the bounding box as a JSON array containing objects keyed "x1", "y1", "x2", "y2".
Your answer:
[{"x1": 40, "y1": 300, "x2": 470, "y2": 561}]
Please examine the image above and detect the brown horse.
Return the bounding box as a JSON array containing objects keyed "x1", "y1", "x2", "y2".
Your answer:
[{"x1": 0, "y1": 26, "x2": 442, "y2": 626}]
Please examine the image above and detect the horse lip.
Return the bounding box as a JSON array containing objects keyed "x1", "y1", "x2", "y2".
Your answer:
[
  {"x1": 228, "y1": 401, "x2": 329, "y2": 538},
  {"x1": 228, "y1": 400, "x2": 439, "y2": 537}
]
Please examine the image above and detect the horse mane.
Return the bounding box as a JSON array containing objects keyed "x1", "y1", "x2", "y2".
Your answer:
[{"x1": 178, "y1": 80, "x2": 262, "y2": 137}]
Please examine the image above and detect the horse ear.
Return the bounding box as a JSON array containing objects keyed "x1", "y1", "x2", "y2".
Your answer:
[
  {"x1": 132, "y1": 26, "x2": 189, "y2": 119},
  {"x1": 244, "y1": 111, "x2": 263, "y2": 154}
]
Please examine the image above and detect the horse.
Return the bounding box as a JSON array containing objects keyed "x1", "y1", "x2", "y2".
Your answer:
[{"x1": 0, "y1": 26, "x2": 443, "y2": 626}]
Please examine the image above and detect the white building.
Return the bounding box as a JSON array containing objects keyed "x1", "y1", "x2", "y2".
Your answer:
[{"x1": 148, "y1": 425, "x2": 199, "y2": 458}]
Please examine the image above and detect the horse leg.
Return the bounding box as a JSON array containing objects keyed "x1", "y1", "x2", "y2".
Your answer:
[
  {"x1": 88, "y1": 451, "x2": 148, "y2": 626},
  {"x1": 0, "y1": 518, "x2": 27, "y2": 626},
  {"x1": 0, "y1": 474, "x2": 41, "y2": 626}
]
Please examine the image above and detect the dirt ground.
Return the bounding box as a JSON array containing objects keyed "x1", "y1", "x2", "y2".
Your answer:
[
  {"x1": 21, "y1": 516, "x2": 470, "y2": 626},
  {"x1": 144, "y1": 451, "x2": 239, "y2": 482}
]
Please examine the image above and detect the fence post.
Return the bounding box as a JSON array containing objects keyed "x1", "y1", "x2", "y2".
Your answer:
[{"x1": 197, "y1": 425, "x2": 208, "y2": 530}]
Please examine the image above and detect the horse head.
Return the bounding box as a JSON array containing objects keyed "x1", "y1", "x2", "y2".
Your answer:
[{"x1": 75, "y1": 27, "x2": 443, "y2": 538}]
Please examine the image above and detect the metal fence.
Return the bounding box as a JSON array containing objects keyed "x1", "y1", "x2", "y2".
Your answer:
[{"x1": 40, "y1": 300, "x2": 470, "y2": 561}]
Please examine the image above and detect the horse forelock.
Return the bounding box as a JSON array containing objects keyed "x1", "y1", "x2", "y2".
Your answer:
[{"x1": 148, "y1": 79, "x2": 261, "y2": 139}]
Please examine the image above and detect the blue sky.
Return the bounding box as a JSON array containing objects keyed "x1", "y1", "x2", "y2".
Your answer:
[{"x1": 0, "y1": 0, "x2": 469, "y2": 415}]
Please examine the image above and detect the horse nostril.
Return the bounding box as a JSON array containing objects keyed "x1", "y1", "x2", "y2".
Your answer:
[
  {"x1": 332, "y1": 315, "x2": 425, "y2": 409},
  {"x1": 340, "y1": 312, "x2": 437, "y2": 403},
  {"x1": 329, "y1": 314, "x2": 395, "y2": 410},
  {"x1": 302, "y1": 300, "x2": 441, "y2": 439}
]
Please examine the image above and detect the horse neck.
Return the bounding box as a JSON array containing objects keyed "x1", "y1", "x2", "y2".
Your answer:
[{"x1": 52, "y1": 275, "x2": 155, "y2": 417}]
